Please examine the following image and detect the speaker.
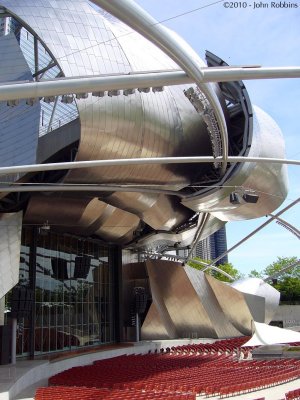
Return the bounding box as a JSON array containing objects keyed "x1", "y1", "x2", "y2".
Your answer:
[
  {"x1": 74, "y1": 256, "x2": 91, "y2": 279},
  {"x1": 133, "y1": 287, "x2": 147, "y2": 314},
  {"x1": 51, "y1": 258, "x2": 68, "y2": 280},
  {"x1": 242, "y1": 193, "x2": 259, "y2": 203},
  {"x1": 0, "y1": 325, "x2": 12, "y2": 365},
  {"x1": 11, "y1": 287, "x2": 34, "y2": 318}
]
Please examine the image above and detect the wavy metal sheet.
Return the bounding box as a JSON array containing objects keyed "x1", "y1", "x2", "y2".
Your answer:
[
  {"x1": 0, "y1": 33, "x2": 40, "y2": 175},
  {"x1": 24, "y1": 194, "x2": 140, "y2": 244},
  {"x1": 145, "y1": 259, "x2": 217, "y2": 338},
  {"x1": 206, "y1": 273, "x2": 253, "y2": 335},
  {"x1": 185, "y1": 266, "x2": 242, "y2": 338},
  {"x1": 139, "y1": 260, "x2": 278, "y2": 339},
  {"x1": 0, "y1": 212, "x2": 22, "y2": 298},
  {"x1": 231, "y1": 277, "x2": 280, "y2": 324},
  {"x1": 0, "y1": 0, "x2": 288, "y2": 246}
]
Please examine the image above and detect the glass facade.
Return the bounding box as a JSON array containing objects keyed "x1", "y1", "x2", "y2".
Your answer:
[{"x1": 15, "y1": 228, "x2": 115, "y2": 357}]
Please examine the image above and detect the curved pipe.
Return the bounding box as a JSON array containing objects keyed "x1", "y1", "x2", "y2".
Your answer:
[
  {"x1": 264, "y1": 259, "x2": 300, "y2": 282},
  {"x1": 1, "y1": 67, "x2": 300, "y2": 101},
  {"x1": 0, "y1": 156, "x2": 299, "y2": 177},
  {"x1": 204, "y1": 197, "x2": 300, "y2": 267},
  {"x1": 91, "y1": 0, "x2": 229, "y2": 175},
  {"x1": 269, "y1": 214, "x2": 300, "y2": 239}
]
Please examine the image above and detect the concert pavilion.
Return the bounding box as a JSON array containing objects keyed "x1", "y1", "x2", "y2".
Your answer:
[{"x1": 0, "y1": 0, "x2": 292, "y2": 364}]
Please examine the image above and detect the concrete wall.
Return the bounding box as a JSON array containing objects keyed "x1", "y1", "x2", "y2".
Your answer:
[{"x1": 271, "y1": 305, "x2": 300, "y2": 329}]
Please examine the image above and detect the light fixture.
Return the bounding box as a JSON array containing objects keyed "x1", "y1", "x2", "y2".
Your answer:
[
  {"x1": 242, "y1": 191, "x2": 259, "y2": 203},
  {"x1": 107, "y1": 89, "x2": 121, "y2": 97},
  {"x1": 43, "y1": 96, "x2": 55, "y2": 103},
  {"x1": 230, "y1": 188, "x2": 259, "y2": 205},
  {"x1": 152, "y1": 86, "x2": 164, "y2": 93},
  {"x1": 61, "y1": 94, "x2": 73, "y2": 104},
  {"x1": 92, "y1": 91, "x2": 105, "y2": 97},
  {"x1": 138, "y1": 87, "x2": 151, "y2": 93},
  {"x1": 75, "y1": 93, "x2": 88, "y2": 99},
  {"x1": 123, "y1": 88, "x2": 136, "y2": 96},
  {"x1": 26, "y1": 98, "x2": 38, "y2": 106},
  {"x1": 7, "y1": 99, "x2": 19, "y2": 107},
  {"x1": 38, "y1": 221, "x2": 50, "y2": 235}
]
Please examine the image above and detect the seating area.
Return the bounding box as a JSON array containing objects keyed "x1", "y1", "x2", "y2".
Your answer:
[
  {"x1": 286, "y1": 388, "x2": 300, "y2": 400},
  {"x1": 36, "y1": 338, "x2": 300, "y2": 400},
  {"x1": 35, "y1": 386, "x2": 195, "y2": 399}
]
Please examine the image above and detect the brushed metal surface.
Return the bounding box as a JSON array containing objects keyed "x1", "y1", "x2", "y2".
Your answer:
[
  {"x1": 0, "y1": 0, "x2": 212, "y2": 241},
  {"x1": 184, "y1": 266, "x2": 242, "y2": 338},
  {"x1": 138, "y1": 260, "x2": 278, "y2": 339},
  {"x1": 0, "y1": 0, "x2": 288, "y2": 247},
  {"x1": 231, "y1": 277, "x2": 280, "y2": 324},
  {"x1": 141, "y1": 302, "x2": 171, "y2": 340},
  {"x1": 24, "y1": 194, "x2": 140, "y2": 244},
  {"x1": 0, "y1": 212, "x2": 22, "y2": 298},
  {"x1": 145, "y1": 259, "x2": 217, "y2": 338},
  {"x1": 182, "y1": 107, "x2": 288, "y2": 221},
  {"x1": 0, "y1": 33, "x2": 40, "y2": 174},
  {"x1": 206, "y1": 273, "x2": 253, "y2": 335},
  {"x1": 105, "y1": 192, "x2": 191, "y2": 231}
]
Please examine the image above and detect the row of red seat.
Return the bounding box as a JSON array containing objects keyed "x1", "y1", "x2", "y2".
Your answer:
[
  {"x1": 286, "y1": 388, "x2": 300, "y2": 400},
  {"x1": 164, "y1": 337, "x2": 251, "y2": 356},
  {"x1": 48, "y1": 355, "x2": 300, "y2": 397},
  {"x1": 43, "y1": 337, "x2": 300, "y2": 399},
  {"x1": 35, "y1": 386, "x2": 196, "y2": 400}
]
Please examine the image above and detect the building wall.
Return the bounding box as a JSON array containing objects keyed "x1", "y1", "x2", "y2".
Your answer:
[
  {"x1": 6, "y1": 228, "x2": 119, "y2": 359},
  {"x1": 271, "y1": 305, "x2": 300, "y2": 329},
  {"x1": 194, "y1": 226, "x2": 228, "y2": 265}
]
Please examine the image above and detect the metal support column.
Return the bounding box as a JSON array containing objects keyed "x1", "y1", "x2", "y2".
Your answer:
[{"x1": 29, "y1": 227, "x2": 37, "y2": 359}]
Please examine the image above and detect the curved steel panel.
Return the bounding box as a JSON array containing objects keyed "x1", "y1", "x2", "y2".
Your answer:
[
  {"x1": 0, "y1": 0, "x2": 213, "y2": 187},
  {"x1": 24, "y1": 194, "x2": 140, "y2": 244},
  {"x1": 0, "y1": 33, "x2": 40, "y2": 173},
  {"x1": 231, "y1": 277, "x2": 280, "y2": 324},
  {"x1": 105, "y1": 192, "x2": 190, "y2": 231},
  {"x1": 0, "y1": 212, "x2": 22, "y2": 298},
  {"x1": 0, "y1": 0, "x2": 213, "y2": 240},
  {"x1": 140, "y1": 260, "x2": 279, "y2": 339},
  {"x1": 184, "y1": 266, "x2": 242, "y2": 338},
  {"x1": 141, "y1": 302, "x2": 171, "y2": 340},
  {"x1": 132, "y1": 214, "x2": 225, "y2": 250},
  {"x1": 182, "y1": 107, "x2": 288, "y2": 221},
  {"x1": 0, "y1": 0, "x2": 288, "y2": 246},
  {"x1": 206, "y1": 274, "x2": 253, "y2": 335},
  {"x1": 145, "y1": 259, "x2": 218, "y2": 338}
]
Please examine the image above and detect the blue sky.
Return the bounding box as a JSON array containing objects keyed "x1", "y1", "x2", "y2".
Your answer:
[{"x1": 135, "y1": 0, "x2": 300, "y2": 275}]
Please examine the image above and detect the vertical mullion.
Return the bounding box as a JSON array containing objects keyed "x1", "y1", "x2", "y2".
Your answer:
[{"x1": 29, "y1": 227, "x2": 37, "y2": 359}]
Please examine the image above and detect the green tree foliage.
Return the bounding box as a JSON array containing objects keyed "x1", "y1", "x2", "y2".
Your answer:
[
  {"x1": 248, "y1": 269, "x2": 263, "y2": 278},
  {"x1": 263, "y1": 256, "x2": 300, "y2": 304},
  {"x1": 187, "y1": 257, "x2": 242, "y2": 282},
  {"x1": 264, "y1": 256, "x2": 299, "y2": 279}
]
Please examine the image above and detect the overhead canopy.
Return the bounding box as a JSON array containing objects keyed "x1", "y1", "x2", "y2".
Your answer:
[{"x1": 242, "y1": 321, "x2": 300, "y2": 347}]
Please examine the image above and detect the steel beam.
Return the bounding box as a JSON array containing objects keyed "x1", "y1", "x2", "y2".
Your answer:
[
  {"x1": 1, "y1": 67, "x2": 300, "y2": 102},
  {"x1": 0, "y1": 156, "x2": 298, "y2": 177}
]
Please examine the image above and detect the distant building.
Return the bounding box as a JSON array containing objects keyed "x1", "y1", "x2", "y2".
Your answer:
[
  {"x1": 195, "y1": 226, "x2": 228, "y2": 265},
  {"x1": 0, "y1": 16, "x2": 21, "y2": 40}
]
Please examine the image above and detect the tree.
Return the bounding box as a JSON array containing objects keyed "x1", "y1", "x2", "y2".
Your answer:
[
  {"x1": 248, "y1": 269, "x2": 263, "y2": 278},
  {"x1": 263, "y1": 256, "x2": 299, "y2": 280},
  {"x1": 263, "y1": 257, "x2": 300, "y2": 304},
  {"x1": 187, "y1": 257, "x2": 242, "y2": 282}
]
